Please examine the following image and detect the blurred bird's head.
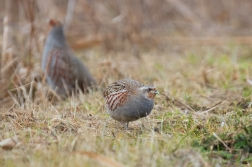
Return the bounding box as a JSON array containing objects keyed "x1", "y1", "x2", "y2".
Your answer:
[
  {"x1": 46, "y1": 19, "x2": 66, "y2": 47},
  {"x1": 48, "y1": 19, "x2": 62, "y2": 28}
]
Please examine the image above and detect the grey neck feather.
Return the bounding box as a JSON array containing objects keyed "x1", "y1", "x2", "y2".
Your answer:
[
  {"x1": 41, "y1": 25, "x2": 68, "y2": 71},
  {"x1": 46, "y1": 25, "x2": 67, "y2": 49}
]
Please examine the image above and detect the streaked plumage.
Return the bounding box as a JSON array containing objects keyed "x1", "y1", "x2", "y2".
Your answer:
[{"x1": 102, "y1": 78, "x2": 159, "y2": 129}]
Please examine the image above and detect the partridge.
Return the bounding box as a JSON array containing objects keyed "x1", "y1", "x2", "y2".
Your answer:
[
  {"x1": 102, "y1": 78, "x2": 159, "y2": 129},
  {"x1": 41, "y1": 19, "x2": 96, "y2": 98}
]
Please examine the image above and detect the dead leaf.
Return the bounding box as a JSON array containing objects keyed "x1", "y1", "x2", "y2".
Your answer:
[
  {"x1": 0, "y1": 136, "x2": 20, "y2": 150},
  {"x1": 247, "y1": 78, "x2": 252, "y2": 86}
]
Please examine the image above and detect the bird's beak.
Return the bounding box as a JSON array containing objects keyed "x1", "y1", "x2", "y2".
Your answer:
[{"x1": 154, "y1": 90, "x2": 160, "y2": 94}]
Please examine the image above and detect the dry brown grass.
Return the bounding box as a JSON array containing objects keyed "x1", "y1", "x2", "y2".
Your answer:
[{"x1": 0, "y1": 44, "x2": 251, "y2": 166}]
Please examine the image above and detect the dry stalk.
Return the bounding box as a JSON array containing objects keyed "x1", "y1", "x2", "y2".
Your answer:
[
  {"x1": 1, "y1": 0, "x2": 19, "y2": 79},
  {"x1": 75, "y1": 151, "x2": 124, "y2": 167},
  {"x1": 212, "y1": 132, "x2": 232, "y2": 153},
  {"x1": 65, "y1": 0, "x2": 76, "y2": 31},
  {"x1": 20, "y1": 0, "x2": 38, "y2": 67}
]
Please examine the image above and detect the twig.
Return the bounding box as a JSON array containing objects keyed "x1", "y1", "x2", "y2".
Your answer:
[
  {"x1": 20, "y1": 0, "x2": 36, "y2": 67},
  {"x1": 166, "y1": 0, "x2": 201, "y2": 24},
  {"x1": 247, "y1": 66, "x2": 252, "y2": 86},
  {"x1": 75, "y1": 151, "x2": 124, "y2": 167},
  {"x1": 1, "y1": 0, "x2": 19, "y2": 79},
  {"x1": 65, "y1": 0, "x2": 76, "y2": 31},
  {"x1": 212, "y1": 132, "x2": 232, "y2": 153},
  {"x1": 200, "y1": 101, "x2": 222, "y2": 114},
  {"x1": 163, "y1": 92, "x2": 195, "y2": 111}
]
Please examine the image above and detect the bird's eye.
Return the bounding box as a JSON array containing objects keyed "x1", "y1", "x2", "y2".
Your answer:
[{"x1": 148, "y1": 88, "x2": 152, "y2": 92}]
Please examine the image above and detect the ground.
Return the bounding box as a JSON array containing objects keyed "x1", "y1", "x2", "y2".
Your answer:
[{"x1": 0, "y1": 44, "x2": 251, "y2": 167}]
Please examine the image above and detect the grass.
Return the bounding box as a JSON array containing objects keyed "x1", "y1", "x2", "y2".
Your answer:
[{"x1": 0, "y1": 44, "x2": 252, "y2": 167}]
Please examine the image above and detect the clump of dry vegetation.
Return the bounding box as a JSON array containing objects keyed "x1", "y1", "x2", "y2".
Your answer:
[{"x1": 0, "y1": 0, "x2": 252, "y2": 166}]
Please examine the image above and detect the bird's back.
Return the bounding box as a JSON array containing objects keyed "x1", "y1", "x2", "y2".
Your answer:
[{"x1": 102, "y1": 78, "x2": 143, "y2": 98}]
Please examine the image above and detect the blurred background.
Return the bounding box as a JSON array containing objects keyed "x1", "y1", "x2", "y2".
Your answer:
[{"x1": 0, "y1": 0, "x2": 252, "y2": 105}]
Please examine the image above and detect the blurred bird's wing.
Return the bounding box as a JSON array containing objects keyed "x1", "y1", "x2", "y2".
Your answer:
[{"x1": 45, "y1": 49, "x2": 77, "y2": 89}]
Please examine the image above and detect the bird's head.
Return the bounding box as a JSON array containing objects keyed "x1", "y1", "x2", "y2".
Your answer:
[
  {"x1": 47, "y1": 19, "x2": 64, "y2": 35},
  {"x1": 139, "y1": 85, "x2": 159, "y2": 99},
  {"x1": 48, "y1": 19, "x2": 62, "y2": 28},
  {"x1": 45, "y1": 19, "x2": 66, "y2": 47}
]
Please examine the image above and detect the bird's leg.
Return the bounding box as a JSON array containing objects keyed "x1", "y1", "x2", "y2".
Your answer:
[
  {"x1": 121, "y1": 122, "x2": 130, "y2": 130},
  {"x1": 126, "y1": 122, "x2": 129, "y2": 129}
]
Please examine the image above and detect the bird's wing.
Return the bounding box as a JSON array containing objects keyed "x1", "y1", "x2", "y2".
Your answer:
[
  {"x1": 102, "y1": 80, "x2": 126, "y2": 98},
  {"x1": 105, "y1": 89, "x2": 129, "y2": 111},
  {"x1": 45, "y1": 49, "x2": 77, "y2": 89}
]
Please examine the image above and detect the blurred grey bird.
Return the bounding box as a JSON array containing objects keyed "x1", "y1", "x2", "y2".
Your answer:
[
  {"x1": 41, "y1": 19, "x2": 97, "y2": 98},
  {"x1": 102, "y1": 78, "x2": 159, "y2": 129}
]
